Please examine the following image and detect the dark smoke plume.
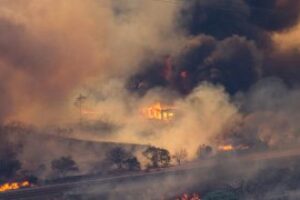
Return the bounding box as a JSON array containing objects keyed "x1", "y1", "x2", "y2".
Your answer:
[{"x1": 129, "y1": 0, "x2": 300, "y2": 95}]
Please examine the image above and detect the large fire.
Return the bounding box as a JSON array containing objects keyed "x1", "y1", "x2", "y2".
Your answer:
[
  {"x1": 142, "y1": 102, "x2": 175, "y2": 121},
  {"x1": 0, "y1": 181, "x2": 31, "y2": 192}
]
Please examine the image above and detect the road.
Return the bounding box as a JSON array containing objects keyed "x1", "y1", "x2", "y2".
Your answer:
[{"x1": 1, "y1": 147, "x2": 300, "y2": 200}]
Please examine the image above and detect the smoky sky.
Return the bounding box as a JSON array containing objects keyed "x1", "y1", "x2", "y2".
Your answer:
[
  {"x1": 130, "y1": 0, "x2": 300, "y2": 95},
  {"x1": 0, "y1": 0, "x2": 299, "y2": 128}
]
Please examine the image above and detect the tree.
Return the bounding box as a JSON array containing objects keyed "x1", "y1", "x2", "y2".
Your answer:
[
  {"x1": 143, "y1": 146, "x2": 171, "y2": 168},
  {"x1": 0, "y1": 146, "x2": 21, "y2": 181},
  {"x1": 51, "y1": 156, "x2": 79, "y2": 177},
  {"x1": 197, "y1": 144, "x2": 213, "y2": 159},
  {"x1": 106, "y1": 147, "x2": 141, "y2": 171},
  {"x1": 0, "y1": 158, "x2": 21, "y2": 181},
  {"x1": 173, "y1": 148, "x2": 188, "y2": 165},
  {"x1": 123, "y1": 157, "x2": 141, "y2": 171},
  {"x1": 160, "y1": 148, "x2": 171, "y2": 167},
  {"x1": 106, "y1": 147, "x2": 130, "y2": 169}
]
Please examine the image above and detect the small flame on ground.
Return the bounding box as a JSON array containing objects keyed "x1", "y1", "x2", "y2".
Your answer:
[
  {"x1": 0, "y1": 181, "x2": 31, "y2": 192},
  {"x1": 218, "y1": 144, "x2": 250, "y2": 152},
  {"x1": 176, "y1": 193, "x2": 201, "y2": 200},
  {"x1": 142, "y1": 102, "x2": 175, "y2": 121},
  {"x1": 218, "y1": 145, "x2": 234, "y2": 151}
]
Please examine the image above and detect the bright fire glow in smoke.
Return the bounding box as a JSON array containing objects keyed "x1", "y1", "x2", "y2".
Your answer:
[{"x1": 142, "y1": 102, "x2": 175, "y2": 121}]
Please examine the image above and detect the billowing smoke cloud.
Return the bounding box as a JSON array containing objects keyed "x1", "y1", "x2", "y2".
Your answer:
[
  {"x1": 0, "y1": 0, "x2": 300, "y2": 177},
  {"x1": 225, "y1": 78, "x2": 300, "y2": 149},
  {"x1": 130, "y1": 0, "x2": 300, "y2": 94},
  {"x1": 72, "y1": 80, "x2": 239, "y2": 159},
  {"x1": 0, "y1": 0, "x2": 185, "y2": 124},
  {"x1": 180, "y1": 0, "x2": 300, "y2": 42}
]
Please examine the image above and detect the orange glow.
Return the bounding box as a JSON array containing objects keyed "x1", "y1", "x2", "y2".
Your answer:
[
  {"x1": 142, "y1": 102, "x2": 175, "y2": 121},
  {"x1": 180, "y1": 71, "x2": 188, "y2": 79},
  {"x1": 0, "y1": 181, "x2": 31, "y2": 192},
  {"x1": 218, "y1": 145, "x2": 234, "y2": 151},
  {"x1": 176, "y1": 193, "x2": 201, "y2": 200},
  {"x1": 82, "y1": 109, "x2": 98, "y2": 115}
]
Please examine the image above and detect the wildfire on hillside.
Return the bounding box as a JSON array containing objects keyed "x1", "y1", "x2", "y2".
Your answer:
[
  {"x1": 142, "y1": 102, "x2": 175, "y2": 121},
  {"x1": 0, "y1": 181, "x2": 31, "y2": 192}
]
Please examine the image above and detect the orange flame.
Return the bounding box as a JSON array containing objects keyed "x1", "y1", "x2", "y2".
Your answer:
[
  {"x1": 0, "y1": 181, "x2": 31, "y2": 192},
  {"x1": 142, "y1": 102, "x2": 175, "y2": 121},
  {"x1": 218, "y1": 145, "x2": 234, "y2": 151},
  {"x1": 218, "y1": 144, "x2": 250, "y2": 152}
]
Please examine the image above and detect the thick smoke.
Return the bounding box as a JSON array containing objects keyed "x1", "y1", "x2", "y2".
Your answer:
[
  {"x1": 0, "y1": 0, "x2": 184, "y2": 124},
  {"x1": 88, "y1": 81, "x2": 239, "y2": 158},
  {"x1": 0, "y1": 0, "x2": 300, "y2": 180},
  {"x1": 230, "y1": 78, "x2": 300, "y2": 149},
  {"x1": 130, "y1": 0, "x2": 300, "y2": 94}
]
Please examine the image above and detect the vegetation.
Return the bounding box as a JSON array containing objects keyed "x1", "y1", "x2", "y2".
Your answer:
[
  {"x1": 0, "y1": 145, "x2": 21, "y2": 182},
  {"x1": 197, "y1": 144, "x2": 213, "y2": 159},
  {"x1": 143, "y1": 146, "x2": 171, "y2": 168},
  {"x1": 0, "y1": 158, "x2": 21, "y2": 181},
  {"x1": 173, "y1": 148, "x2": 188, "y2": 165},
  {"x1": 106, "y1": 147, "x2": 141, "y2": 171},
  {"x1": 51, "y1": 156, "x2": 79, "y2": 177}
]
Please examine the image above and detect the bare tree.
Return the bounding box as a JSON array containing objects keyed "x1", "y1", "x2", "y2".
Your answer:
[{"x1": 173, "y1": 148, "x2": 188, "y2": 165}]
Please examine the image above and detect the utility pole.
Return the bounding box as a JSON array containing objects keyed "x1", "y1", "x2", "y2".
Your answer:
[{"x1": 75, "y1": 94, "x2": 86, "y2": 128}]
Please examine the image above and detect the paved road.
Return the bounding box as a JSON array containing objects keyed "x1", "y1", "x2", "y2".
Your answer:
[{"x1": 1, "y1": 148, "x2": 300, "y2": 200}]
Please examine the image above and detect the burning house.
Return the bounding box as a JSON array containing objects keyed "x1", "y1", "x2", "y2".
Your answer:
[{"x1": 142, "y1": 102, "x2": 175, "y2": 121}]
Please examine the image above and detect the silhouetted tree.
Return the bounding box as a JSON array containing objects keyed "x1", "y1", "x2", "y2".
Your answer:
[
  {"x1": 124, "y1": 157, "x2": 141, "y2": 171},
  {"x1": 143, "y1": 146, "x2": 171, "y2": 168},
  {"x1": 51, "y1": 156, "x2": 79, "y2": 177},
  {"x1": 0, "y1": 158, "x2": 21, "y2": 181},
  {"x1": 106, "y1": 147, "x2": 130, "y2": 169},
  {"x1": 173, "y1": 148, "x2": 188, "y2": 165},
  {"x1": 0, "y1": 144, "x2": 21, "y2": 182},
  {"x1": 197, "y1": 144, "x2": 213, "y2": 159},
  {"x1": 106, "y1": 147, "x2": 141, "y2": 171}
]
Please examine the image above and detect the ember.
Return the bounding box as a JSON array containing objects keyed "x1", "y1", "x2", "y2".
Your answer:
[{"x1": 0, "y1": 181, "x2": 31, "y2": 192}]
